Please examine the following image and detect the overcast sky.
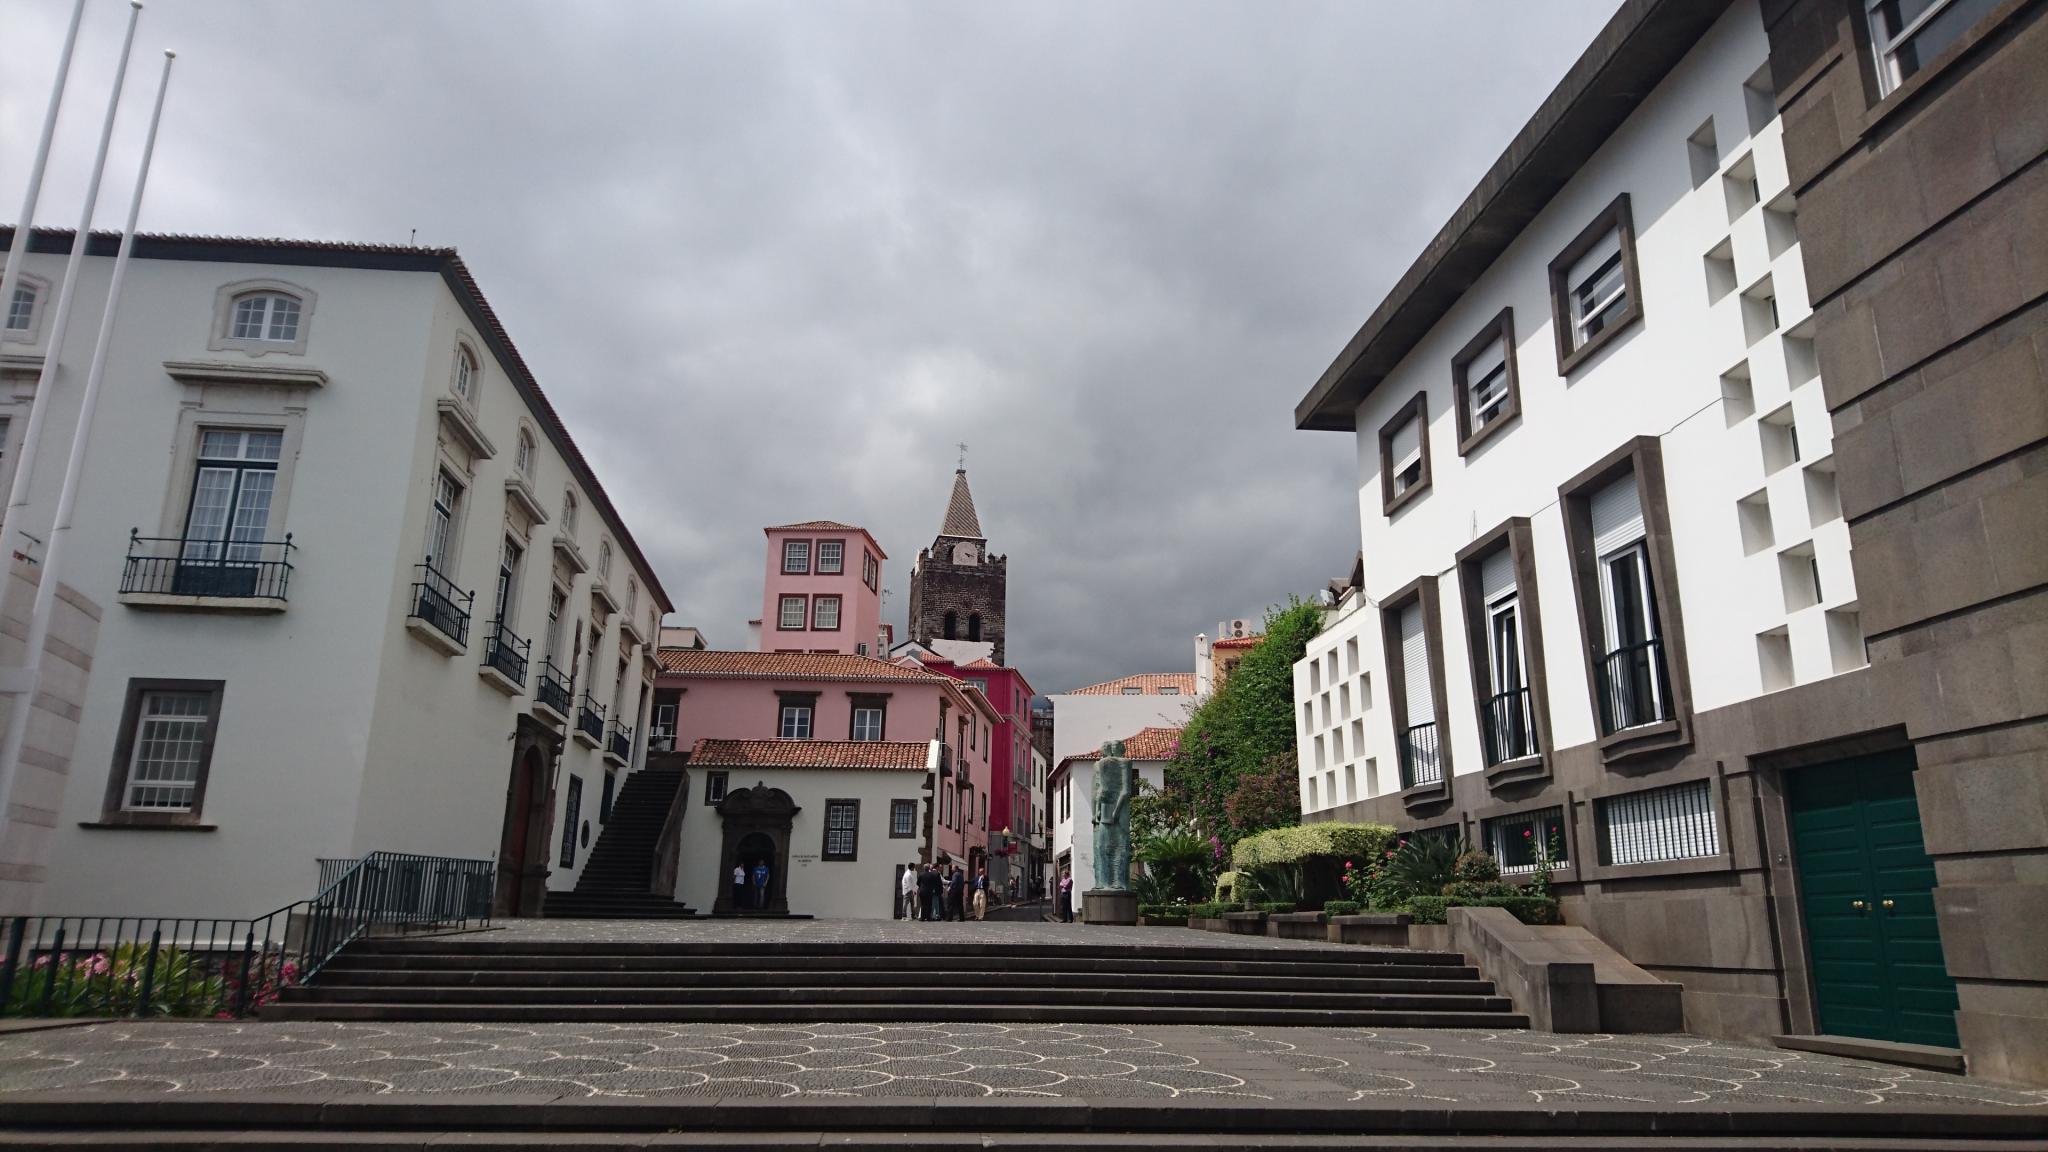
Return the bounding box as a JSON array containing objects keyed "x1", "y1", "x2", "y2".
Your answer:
[{"x1": 1, "y1": 0, "x2": 1614, "y2": 693}]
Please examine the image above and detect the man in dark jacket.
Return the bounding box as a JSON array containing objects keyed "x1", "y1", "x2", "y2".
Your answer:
[
  {"x1": 920, "y1": 864, "x2": 941, "y2": 921},
  {"x1": 946, "y1": 865, "x2": 967, "y2": 921}
]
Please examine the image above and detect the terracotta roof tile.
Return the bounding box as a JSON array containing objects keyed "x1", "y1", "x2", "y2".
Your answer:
[
  {"x1": 658, "y1": 650, "x2": 949, "y2": 682},
  {"x1": 1054, "y1": 725, "x2": 1184, "y2": 772},
  {"x1": 1064, "y1": 673, "x2": 1198, "y2": 696},
  {"x1": 689, "y1": 738, "x2": 929, "y2": 771},
  {"x1": 768, "y1": 520, "x2": 860, "y2": 531},
  {"x1": 1212, "y1": 635, "x2": 1263, "y2": 650}
]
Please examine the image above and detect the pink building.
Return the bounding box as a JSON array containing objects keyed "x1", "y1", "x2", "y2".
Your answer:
[
  {"x1": 759, "y1": 521, "x2": 887, "y2": 657},
  {"x1": 654, "y1": 650, "x2": 997, "y2": 871}
]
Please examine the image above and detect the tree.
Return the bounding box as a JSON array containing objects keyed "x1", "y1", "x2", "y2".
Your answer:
[{"x1": 1164, "y1": 597, "x2": 1322, "y2": 845}]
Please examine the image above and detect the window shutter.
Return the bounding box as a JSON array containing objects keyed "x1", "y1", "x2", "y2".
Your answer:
[
  {"x1": 1569, "y1": 227, "x2": 1623, "y2": 288},
  {"x1": 1467, "y1": 337, "x2": 1507, "y2": 396},
  {"x1": 1589, "y1": 473, "x2": 1645, "y2": 557},
  {"x1": 1479, "y1": 548, "x2": 1516, "y2": 604},
  {"x1": 1390, "y1": 415, "x2": 1421, "y2": 473},
  {"x1": 1399, "y1": 603, "x2": 1433, "y2": 721}
]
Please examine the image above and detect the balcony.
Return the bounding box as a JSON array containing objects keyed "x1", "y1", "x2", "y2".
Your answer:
[
  {"x1": 605, "y1": 720, "x2": 633, "y2": 766},
  {"x1": 479, "y1": 618, "x2": 530, "y2": 695},
  {"x1": 1397, "y1": 721, "x2": 1443, "y2": 791},
  {"x1": 534, "y1": 660, "x2": 572, "y2": 723},
  {"x1": 1597, "y1": 638, "x2": 1673, "y2": 735},
  {"x1": 406, "y1": 561, "x2": 473, "y2": 655},
  {"x1": 1482, "y1": 686, "x2": 1539, "y2": 767},
  {"x1": 574, "y1": 695, "x2": 606, "y2": 749},
  {"x1": 117, "y1": 532, "x2": 294, "y2": 612}
]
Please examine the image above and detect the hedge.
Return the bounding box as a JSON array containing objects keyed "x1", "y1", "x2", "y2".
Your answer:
[
  {"x1": 1187, "y1": 902, "x2": 1238, "y2": 919},
  {"x1": 1251, "y1": 901, "x2": 1297, "y2": 914},
  {"x1": 1230, "y1": 822, "x2": 1396, "y2": 869},
  {"x1": 1322, "y1": 900, "x2": 1362, "y2": 916},
  {"x1": 1138, "y1": 904, "x2": 1192, "y2": 921},
  {"x1": 1404, "y1": 895, "x2": 1560, "y2": 926}
]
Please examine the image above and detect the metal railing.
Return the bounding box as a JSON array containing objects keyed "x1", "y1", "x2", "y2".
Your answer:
[
  {"x1": 577, "y1": 695, "x2": 606, "y2": 744},
  {"x1": 481, "y1": 618, "x2": 530, "y2": 687},
  {"x1": 0, "y1": 851, "x2": 492, "y2": 1020},
  {"x1": 607, "y1": 721, "x2": 633, "y2": 764},
  {"x1": 1597, "y1": 778, "x2": 1719, "y2": 866},
  {"x1": 1398, "y1": 721, "x2": 1443, "y2": 790},
  {"x1": 536, "y1": 660, "x2": 572, "y2": 716},
  {"x1": 120, "y1": 531, "x2": 296, "y2": 601},
  {"x1": 1596, "y1": 638, "x2": 1673, "y2": 734},
  {"x1": 409, "y1": 561, "x2": 473, "y2": 646},
  {"x1": 1482, "y1": 686, "x2": 1539, "y2": 765}
]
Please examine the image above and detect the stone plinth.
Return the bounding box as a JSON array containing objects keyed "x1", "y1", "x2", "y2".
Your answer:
[{"x1": 1081, "y1": 889, "x2": 1136, "y2": 925}]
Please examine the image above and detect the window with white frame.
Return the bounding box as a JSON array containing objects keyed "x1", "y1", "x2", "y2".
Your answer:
[
  {"x1": 515, "y1": 429, "x2": 535, "y2": 478},
  {"x1": 1868, "y1": 0, "x2": 1998, "y2": 95},
  {"x1": 1477, "y1": 547, "x2": 1536, "y2": 764},
  {"x1": 561, "y1": 489, "x2": 578, "y2": 535},
  {"x1": 822, "y1": 799, "x2": 859, "y2": 860},
  {"x1": 1465, "y1": 334, "x2": 1511, "y2": 433},
  {"x1": 1484, "y1": 806, "x2": 1569, "y2": 875},
  {"x1": 597, "y1": 540, "x2": 612, "y2": 579},
  {"x1": 779, "y1": 701, "x2": 813, "y2": 739},
  {"x1": 812, "y1": 595, "x2": 842, "y2": 630},
  {"x1": 452, "y1": 345, "x2": 479, "y2": 406},
  {"x1": 816, "y1": 539, "x2": 844, "y2": 574},
  {"x1": 1568, "y1": 230, "x2": 1629, "y2": 350},
  {"x1": 423, "y1": 468, "x2": 463, "y2": 572},
  {"x1": 182, "y1": 429, "x2": 282, "y2": 563},
  {"x1": 778, "y1": 595, "x2": 806, "y2": 630},
  {"x1": 1598, "y1": 778, "x2": 1719, "y2": 865},
  {"x1": 852, "y1": 703, "x2": 884, "y2": 740},
  {"x1": 1590, "y1": 474, "x2": 1668, "y2": 732},
  {"x1": 862, "y1": 549, "x2": 878, "y2": 589},
  {"x1": 1389, "y1": 412, "x2": 1424, "y2": 498},
  {"x1": 545, "y1": 585, "x2": 566, "y2": 665},
  {"x1": 625, "y1": 577, "x2": 637, "y2": 615},
  {"x1": 230, "y1": 292, "x2": 302, "y2": 343},
  {"x1": 705, "y1": 770, "x2": 728, "y2": 804},
  {"x1": 117, "y1": 686, "x2": 219, "y2": 813},
  {"x1": 494, "y1": 536, "x2": 523, "y2": 626},
  {"x1": 5, "y1": 285, "x2": 34, "y2": 331},
  {"x1": 783, "y1": 539, "x2": 810, "y2": 574},
  {"x1": 1121, "y1": 686, "x2": 1141, "y2": 696}
]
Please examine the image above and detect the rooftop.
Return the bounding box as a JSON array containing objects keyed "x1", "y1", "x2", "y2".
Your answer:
[
  {"x1": 1056, "y1": 725, "x2": 1184, "y2": 772},
  {"x1": 1062, "y1": 673, "x2": 1198, "y2": 697},
  {"x1": 938, "y1": 469, "x2": 984, "y2": 540},
  {"x1": 763, "y1": 521, "x2": 888, "y2": 559},
  {"x1": 1213, "y1": 635, "x2": 1263, "y2": 651},
  {"x1": 658, "y1": 650, "x2": 946, "y2": 682},
  {"x1": 688, "y1": 738, "x2": 930, "y2": 772}
]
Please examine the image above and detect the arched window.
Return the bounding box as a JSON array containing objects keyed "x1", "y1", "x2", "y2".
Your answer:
[
  {"x1": 942, "y1": 612, "x2": 958, "y2": 640},
  {"x1": 230, "y1": 292, "x2": 302, "y2": 342},
  {"x1": 625, "y1": 577, "x2": 637, "y2": 614},
  {"x1": 597, "y1": 540, "x2": 612, "y2": 578},
  {"x1": 452, "y1": 345, "x2": 479, "y2": 405},
  {"x1": 515, "y1": 429, "x2": 535, "y2": 478},
  {"x1": 968, "y1": 614, "x2": 983, "y2": 642},
  {"x1": 561, "y1": 490, "x2": 579, "y2": 534}
]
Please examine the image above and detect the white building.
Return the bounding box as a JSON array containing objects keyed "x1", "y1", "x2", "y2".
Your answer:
[
  {"x1": 0, "y1": 229, "x2": 670, "y2": 918},
  {"x1": 1048, "y1": 725, "x2": 1176, "y2": 916},
  {"x1": 1046, "y1": 673, "x2": 1195, "y2": 765}
]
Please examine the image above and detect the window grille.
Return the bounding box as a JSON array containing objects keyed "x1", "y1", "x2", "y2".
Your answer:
[
  {"x1": 824, "y1": 800, "x2": 858, "y2": 859},
  {"x1": 1598, "y1": 778, "x2": 1718, "y2": 866},
  {"x1": 1484, "y1": 806, "x2": 1568, "y2": 875}
]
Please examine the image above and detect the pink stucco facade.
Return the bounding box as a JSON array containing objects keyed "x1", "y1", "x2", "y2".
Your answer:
[{"x1": 759, "y1": 523, "x2": 887, "y2": 657}]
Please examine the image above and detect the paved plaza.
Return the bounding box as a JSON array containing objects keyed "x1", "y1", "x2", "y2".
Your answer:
[{"x1": 2, "y1": 1019, "x2": 2043, "y2": 1107}]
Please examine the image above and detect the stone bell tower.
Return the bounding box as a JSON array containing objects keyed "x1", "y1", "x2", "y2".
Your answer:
[{"x1": 906, "y1": 466, "x2": 1008, "y2": 664}]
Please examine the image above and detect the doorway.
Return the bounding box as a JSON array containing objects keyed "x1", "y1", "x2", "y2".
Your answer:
[
  {"x1": 712, "y1": 784, "x2": 798, "y2": 915},
  {"x1": 1788, "y1": 749, "x2": 1959, "y2": 1047},
  {"x1": 495, "y1": 742, "x2": 552, "y2": 917}
]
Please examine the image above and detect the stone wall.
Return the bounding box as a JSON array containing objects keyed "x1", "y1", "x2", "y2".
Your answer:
[
  {"x1": 0, "y1": 559, "x2": 103, "y2": 915},
  {"x1": 908, "y1": 548, "x2": 1008, "y2": 665}
]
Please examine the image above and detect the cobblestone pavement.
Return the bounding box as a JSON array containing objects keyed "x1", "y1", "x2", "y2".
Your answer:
[
  {"x1": 1, "y1": 1021, "x2": 2042, "y2": 1106},
  {"x1": 480, "y1": 918, "x2": 1359, "y2": 950}
]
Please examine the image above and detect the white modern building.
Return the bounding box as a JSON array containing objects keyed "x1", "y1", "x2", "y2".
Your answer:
[
  {"x1": 1048, "y1": 725, "x2": 1175, "y2": 917},
  {"x1": 1046, "y1": 673, "x2": 1195, "y2": 765},
  {"x1": 0, "y1": 229, "x2": 670, "y2": 919}
]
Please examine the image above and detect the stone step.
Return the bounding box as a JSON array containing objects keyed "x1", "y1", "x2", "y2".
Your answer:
[
  {"x1": 1, "y1": 1136, "x2": 2030, "y2": 1151},
  {"x1": 259, "y1": 1001, "x2": 1531, "y2": 1026},
  {"x1": 320, "y1": 952, "x2": 1478, "y2": 981},
  {"x1": 278, "y1": 984, "x2": 1516, "y2": 1012},
  {"x1": 338, "y1": 938, "x2": 1466, "y2": 964},
  {"x1": 308, "y1": 967, "x2": 1499, "y2": 995}
]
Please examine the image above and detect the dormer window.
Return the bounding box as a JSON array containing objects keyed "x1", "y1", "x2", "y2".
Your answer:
[
  {"x1": 514, "y1": 429, "x2": 535, "y2": 478},
  {"x1": 1377, "y1": 392, "x2": 1431, "y2": 516},
  {"x1": 231, "y1": 293, "x2": 301, "y2": 343},
  {"x1": 452, "y1": 345, "x2": 479, "y2": 406},
  {"x1": 1548, "y1": 194, "x2": 1642, "y2": 374}
]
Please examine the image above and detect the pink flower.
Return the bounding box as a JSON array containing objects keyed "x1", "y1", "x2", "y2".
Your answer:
[{"x1": 1524, "y1": 828, "x2": 1533, "y2": 838}]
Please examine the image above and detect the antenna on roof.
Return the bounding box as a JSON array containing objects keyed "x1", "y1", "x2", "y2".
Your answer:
[{"x1": 408, "y1": 228, "x2": 416, "y2": 245}]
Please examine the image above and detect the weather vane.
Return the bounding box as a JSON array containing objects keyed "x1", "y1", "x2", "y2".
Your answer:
[{"x1": 956, "y1": 442, "x2": 968, "y2": 470}]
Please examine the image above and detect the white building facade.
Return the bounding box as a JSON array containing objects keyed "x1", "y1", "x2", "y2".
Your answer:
[
  {"x1": 1046, "y1": 674, "x2": 1195, "y2": 765},
  {"x1": 0, "y1": 230, "x2": 670, "y2": 919}
]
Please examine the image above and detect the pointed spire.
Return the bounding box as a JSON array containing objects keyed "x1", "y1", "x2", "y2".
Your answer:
[{"x1": 939, "y1": 468, "x2": 984, "y2": 540}]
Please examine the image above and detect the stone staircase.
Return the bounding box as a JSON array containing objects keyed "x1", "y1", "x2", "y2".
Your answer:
[
  {"x1": 266, "y1": 936, "x2": 1527, "y2": 1026},
  {"x1": 540, "y1": 765, "x2": 696, "y2": 919}
]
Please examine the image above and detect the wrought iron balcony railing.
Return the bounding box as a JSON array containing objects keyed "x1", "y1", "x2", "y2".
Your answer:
[
  {"x1": 576, "y1": 695, "x2": 606, "y2": 744},
  {"x1": 607, "y1": 721, "x2": 633, "y2": 763},
  {"x1": 1596, "y1": 638, "x2": 1673, "y2": 734},
  {"x1": 408, "y1": 560, "x2": 473, "y2": 646},
  {"x1": 1397, "y1": 721, "x2": 1443, "y2": 790},
  {"x1": 481, "y1": 618, "x2": 530, "y2": 688},
  {"x1": 120, "y1": 531, "x2": 295, "y2": 600},
  {"x1": 1482, "y1": 686, "x2": 1539, "y2": 765},
  {"x1": 536, "y1": 660, "x2": 572, "y2": 717}
]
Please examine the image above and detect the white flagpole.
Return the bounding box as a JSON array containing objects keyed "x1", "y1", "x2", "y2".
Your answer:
[
  {"x1": 0, "y1": 0, "x2": 89, "y2": 350},
  {"x1": 0, "y1": 0, "x2": 144, "y2": 570},
  {"x1": 0, "y1": 6, "x2": 150, "y2": 833}
]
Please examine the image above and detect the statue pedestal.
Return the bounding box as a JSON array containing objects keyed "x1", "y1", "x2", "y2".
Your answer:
[{"x1": 1082, "y1": 889, "x2": 1137, "y2": 926}]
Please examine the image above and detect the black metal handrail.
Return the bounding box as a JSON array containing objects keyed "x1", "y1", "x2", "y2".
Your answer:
[
  {"x1": 536, "y1": 660, "x2": 572, "y2": 716},
  {"x1": 409, "y1": 560, "x2": 473, "y2": 646},
  {"x1": 607, "y1": 720, "x2": 633, "y2": 763},
  {"x1": 1398, "y1": 721, "x2": 1443, "y2": 790},
  {"x1": 481, "y1": 618, "x2": 530, "y2": 687},
  {"x1": 577, "y1": 695, "x2": 606, "y2": 744},
  {"x1": 120, "y1": 530, "x2": 295, "y2": 600},
  {"x1": 0, "y1": 851, "x2": 492, "y2": 1021},
  {"x1": 1482, "y1": 686, "x2": 1539, "y2": 765},
  {"x1": 1596, "y1": 638, "x2": 1673, "y2": 734}
]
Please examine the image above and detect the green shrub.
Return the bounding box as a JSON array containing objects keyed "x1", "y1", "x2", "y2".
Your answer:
[
  {"x1": 1230, "y1": 823, "x2": 1395, "y2": 869},
  {"x1": 1322, "y1": 900, "x2": 1362, "y2": 916},
  {"x1": 1238, "y1": 861, "x2": 1304, "y2": 906},
  {"x1": 1138, "y1": 903, "x2": 1192, "y2": 920},
  {"x1": 1442, "y1": 879, "x2": 1518, "y2": 902},
  {"x1": 1400, "y1": 894, "x2": 1560, "y2": 926},
  {"x1": 1388, "y1": 836, "x2": 1463, "y2": 900},
  {"x1": 1213, "y1": 872, "x2": 1240, "y2": 903},
  {"x1": 1453, "y1": 850, "x2": 1501, "y2": 883},
  {"x1": 1405, "y1": 896, "x2": 1449, "y2": 924},
  {"x1": 1251, "y1": 901, "x2": 1296, "y2": 914},
  {"x1": 1187, "y1": 902, "x2": 1237, "y2": 919}
]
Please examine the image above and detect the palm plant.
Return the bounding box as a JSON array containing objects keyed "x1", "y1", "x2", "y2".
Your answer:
[
  {"x1": 1135, "y1": 827, "x2": 1217, "y2": 903},
  {"x1": 1387, "y1": 835, "x2": 1464, "y2": 900}
]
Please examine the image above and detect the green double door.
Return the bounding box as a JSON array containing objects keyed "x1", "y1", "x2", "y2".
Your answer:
[{"x1": 1788, "y1": 750, "x2": 1959, "y2": 1048}]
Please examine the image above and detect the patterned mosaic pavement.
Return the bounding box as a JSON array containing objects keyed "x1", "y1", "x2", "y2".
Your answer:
[{"x1": 1, "y1": 1021, "x2": 2043, "y2": 1106}]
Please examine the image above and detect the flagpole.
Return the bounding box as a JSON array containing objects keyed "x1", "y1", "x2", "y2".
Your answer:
[
  {"x1": 0, "y1": 49, "x2": 175, "y2": 838},
  {"x1": 0, "y1": 0, "x2": 144, "y2": 569},
  {"x1": 0, "y1": 0, "x2": 89, "y2": 350}
]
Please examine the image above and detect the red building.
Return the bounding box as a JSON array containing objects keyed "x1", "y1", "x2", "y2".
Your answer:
[{"x1": 897, "y1": 647, "x2": 1037, "y2": 895}]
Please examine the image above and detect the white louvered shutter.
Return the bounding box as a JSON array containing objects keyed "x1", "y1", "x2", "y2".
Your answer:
[
  {"x1": 1390, "y1": 416, "x2": 1421, "y2": 476},
  {"x1": 1399, "y1": 603, "x2": 1432, "y2": 720},
  {"x1": 1589, "y1": 474, "x2": 1645, "y2": 557},
  {"x1": 1479, "y1": 547, "x2": 1516, "y2": 604}
]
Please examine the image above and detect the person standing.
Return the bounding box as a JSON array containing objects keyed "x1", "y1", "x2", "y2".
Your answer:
[
  {"x1": 898, "y1": 864, "x2": 917, "y2": 920},
  {"x1": 752, "y1": 859, "x2": 771, "y2": 910},
  {"x1": 973, "y1": 868, "x2": 989, "y2": 921},
  {"x1": 920, "y1": 863, "x2": 940, "y2": 921},
  {"x1": 949, "y1": 864, "x2": 968, "y2": 922},
  {"x1": 731, "y1": 862, "x2": 748, "y2": 911},
  {"x1": 1058, "y1": 868, "x2": 1073, "y2": 923}
]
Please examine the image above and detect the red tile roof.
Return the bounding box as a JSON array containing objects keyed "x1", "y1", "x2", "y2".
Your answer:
[
  {"x1": 1054, "y1": 725, "x2": 1184, "y2": 774},
  {"x1": 658, "y1": 650, "x2": 948, "y2": 682},
  {"x1": 762, "y1": 521, "x2": 888, "y2": 559},
  {"x1": 689, "y1": 738, "x2": 929, "y2": 772},
  {"x1": 1064, "y1": 673, "x2": 1198, "y2": 696},
  {"x1": 1212, "y1": 635, "x2": 1263, "y2": 650}
]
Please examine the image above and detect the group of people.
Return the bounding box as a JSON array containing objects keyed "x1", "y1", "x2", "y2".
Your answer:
[
  {"x1": 899, "y1": 861, "x2": 989, "y2": 921},
  {"x1": 729, "y1": 860, "x2": 772, "y2": 910}
]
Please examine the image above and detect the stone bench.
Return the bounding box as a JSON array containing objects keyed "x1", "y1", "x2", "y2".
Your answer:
[
  {"x1": 1266, "y1": 912, "x2": 1327, "y2": 940},
  {"x1": 1220, "y1": 910, "x2": 1268, "y2": 935},
  {"x1": 1188, "y1": 917, "x2": 1232, "y2": 933},
  {"x1": 1327, "y1": 912, "x2": 1411, "y2": 946}
]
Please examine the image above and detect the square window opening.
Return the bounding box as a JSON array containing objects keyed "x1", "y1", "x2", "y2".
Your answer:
[
  {"x1": 1804, "y1": 459, "x2": 1842, "y2": 527},
  {"x1": 1741, "y1": 273, "x2": 1779, "y2": 345},
  {"x1": 1827, "y1": 607, "x2": 1868, "y2": 674},
  {"x1": 1686, "y1": 116, "x2": 1719, "y2": 188},
  {"x1": 1720, "y1": 359, "x2": 1754, "y2": 427},
  {"x1": 1723, "y1": 152, "x2": 1761, "y2": 223},
  {"x1": 1778, "y1": 542, "x2": 1822, "y2": 612},
  {"x1": 1704, "y1": 239, "x2": 1738, "y2": 305},
  {"x1": 1743, "y1": 62, "x2": 1778, "y2": 134},
  {"x1": 1737, "y1": 488, "x2": 1776, "y2": 556},
  {"x1": 1763, "y1": 192, "x2": 1799, "y2": 259},
  {"x1": 1760, "y1": 405, "x2": 1799, "y2": 474},
  {"x1": 1757, "y1": 626, "x2": 1795, "y2": 692}
]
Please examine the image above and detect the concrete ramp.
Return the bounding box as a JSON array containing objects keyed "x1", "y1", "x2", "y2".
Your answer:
[{"x1": 1449, "y1": 905, "x2": 1684, "y2": 1033}]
